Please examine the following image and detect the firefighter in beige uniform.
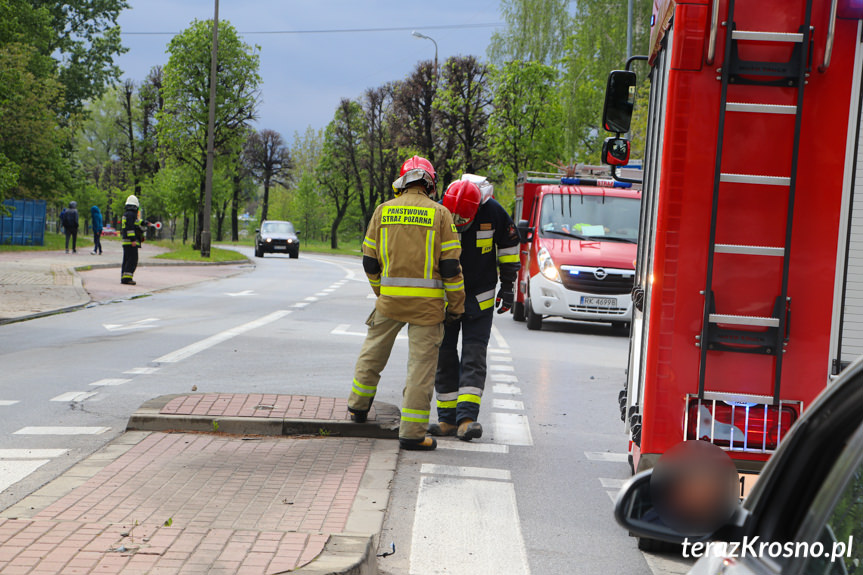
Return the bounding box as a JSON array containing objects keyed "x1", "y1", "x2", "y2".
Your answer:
[{"x1": 347, "y1": 156, "x2": 466, "y2": 451}]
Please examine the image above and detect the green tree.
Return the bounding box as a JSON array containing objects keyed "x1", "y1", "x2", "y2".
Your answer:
[
  {"x1": 31, "y1": 0, "x2": 129, "y2": 119},
  {"x1": 288, "y1": 126, "x2": 327, "y2": 240},
  {"x1": 244, "y1": 128, "x2": 291, "y2": 222},
  {"x1": 488, "y1": 0, "x2": 573, "y2": 67},
  {"x1": 317, "y1": 117, "x2": 358, "y2": 250},
  {"x1": 560, "y1": 0, "x2": 652, "y2": 162},
  {"x1": 158, "y1": 18, "x2": 261, "y2": 250},
  {"x1": 434, "y1": 56, "x2": 492, "y2": 180},
  {"x1": 489, "y1": 60, "x2": 563, "y2": 184}
]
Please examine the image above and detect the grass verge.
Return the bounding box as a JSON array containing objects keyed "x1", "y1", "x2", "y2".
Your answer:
[
  {"x1": 150, "y1": 240, "x2": 245, "y2": 262},
  {"x1": 0, "y1": 232, "x2": 92, "y2": 252}
]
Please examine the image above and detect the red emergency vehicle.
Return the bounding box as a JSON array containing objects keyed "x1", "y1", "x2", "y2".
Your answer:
[
  {"x1": 513, "y1": 171, "x2": 642, "y2": 331},
  {"x1": 604, "y1": 0, "x2": 863, "y2": 496}
]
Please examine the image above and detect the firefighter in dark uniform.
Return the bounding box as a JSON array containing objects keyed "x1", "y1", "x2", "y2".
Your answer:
[
  {"x1": 120, "y1": 195, "x2": 145, "y2": 285},
  {"x1": 430, "y1": 175, "x2": 521, "y2": 441}
]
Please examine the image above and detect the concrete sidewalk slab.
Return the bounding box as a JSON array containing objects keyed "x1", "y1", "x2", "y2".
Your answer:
[
  {"x1": 127, "y1": 394, "x2": 400, "y2": 439},
  {"x1": 0, "y1": 240, "x2": 251, "y2": 323},
  {"x1": 0, "y1": 429, "x2": 395, "y2": 574}
]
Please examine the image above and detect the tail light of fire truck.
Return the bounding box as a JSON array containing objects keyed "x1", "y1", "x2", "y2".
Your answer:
[
  {"x1": 685, "y1": 398, "x2": 799, "y2": 452},
  {"x1": 537, "y1": 247, "x2": 561, "y2": 282}
]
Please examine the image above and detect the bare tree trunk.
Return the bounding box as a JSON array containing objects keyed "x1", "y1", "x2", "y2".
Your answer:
[{"x1": 231, "y1": 172, "x2": 240, "y2": 241}]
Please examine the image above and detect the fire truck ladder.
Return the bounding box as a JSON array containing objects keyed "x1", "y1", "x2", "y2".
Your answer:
[{"x1": 697, "y1": 0, "x2": 814, "y2": 405}]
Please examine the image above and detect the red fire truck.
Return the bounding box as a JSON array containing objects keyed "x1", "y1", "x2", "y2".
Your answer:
[
  {"x1": 512, "y1": 170, "x2": 642, "y2": 331},
  {"x1": 603, "y1": 0, "x2": 863, "y2": 496}
]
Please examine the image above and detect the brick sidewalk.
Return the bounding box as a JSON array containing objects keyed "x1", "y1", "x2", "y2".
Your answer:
[
  {"x1": 159, "y1": 394, "x2": 378, "y2": 422},
  {"x1": 0, "y1": 432, "x2": 375, "y2": 574}
]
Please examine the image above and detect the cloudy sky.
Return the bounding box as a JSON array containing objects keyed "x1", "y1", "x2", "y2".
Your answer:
[{"x1": 116, "y1": 1, "x2": 503, "y2": 145}]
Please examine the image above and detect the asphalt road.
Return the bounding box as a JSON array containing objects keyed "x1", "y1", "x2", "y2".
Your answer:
[{"x1": 0, "y1": 248, "x2": 691, "y2": 574}]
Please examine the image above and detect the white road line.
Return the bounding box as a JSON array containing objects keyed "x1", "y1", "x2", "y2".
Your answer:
[
  {"x1": 322, "y1": 289, "x2": 335, "y2": 293},
  {"x1": 435, "y1": 441, "x2": 509, "y2": 454},
  {"x1": 225, "y1": 290, "x2": 254, "y2": 297},
  {"x1": 420, "y1": 464, "x2": 511, "y2": 481},
  {"x1": 0, "y1": 449, "x2": 67, "y2": 459},
  {"x1": 493, "y1": 398, "x2": 525, "y2": 411},
  {"x1": 366, "y1": 294, "x2": 377, "y2": 299},
  {"x1": 0, "y1": 401, "x2": 19, "y2": 407},
  {"x1": 0, "y1": 460, "x2": 50, "y2": 493},
  {"x1": 102, "y1": 318, "x2": 159, "y2": 332},
  {"x1": 14, "y1": 427, "x2": 110, "y2": 435},
  {"x1": 124, "y1": 367, "x2": 159, "y2": 375},
  {"x1": 315, "y1": 292, "x2": 327, "y2": 297},
  {"x1": 331, "y1": 324, "x2": 406, "y2": 340},
  {"x1": 303, "y1": 255, "x2": 358, "y2": 281},
  {"x1": 304, "y1": 296, "x2": 318, "y2": 302},
  {"x1": 493, "y1": 384, "x2": 522, "y2": 395},
  {"x1": 491, "y1": 373, "x2": 518, "y2": 383},
  {"x1": 599, "y1": 477, "x2": 627, "y2": 489},
  {"x1": 490, "y1": 413, "x2": 533, "y2": 446},
  {"x1": 88, "y1": 378, "x2": 130, "y2": 387},
  {"x1": 154, "y1": 310, "x2": 291, "y2": 364},
  {"x1": 489, "y1": 355, "x2": 513, "y2": 362},
  {"x1": 585, "y1": 451, "x2": 629, "y2": 463},
  {"x1": 488, "y1": 347, "x2": 510, "y2": 355},
  {"x1": 489, "y1": 364, "x2": 515, "y2": 372},
  {"x1": 411, "y1": 476, "x2": 531, "y2": 575},
  {"x1": 607, "y1": 491, "x2": 618, "y2": 503},
  {"x1": 643, "y1": 550, "x2": 696, "y2": 575},
  {"x1": 51, "y1": 391, "x2": 97, "y2": 403},
  {"x1": 490, "y1": 324, "x2": 510, "y2": 349},
  {"x1": 293, "y1": 302, "x2": 309, "y2": 308}
]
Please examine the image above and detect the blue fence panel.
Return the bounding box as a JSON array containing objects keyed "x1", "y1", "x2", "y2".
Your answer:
[{"x1": 1, "y1": 199, "x2": 47, "y2": 246}]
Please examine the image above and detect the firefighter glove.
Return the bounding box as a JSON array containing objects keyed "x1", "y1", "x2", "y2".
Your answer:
[
  {"x1": 445, "y1": 311, "x2": 462, "y2": 326},
  {"x1": 495, "y1": 286, "x2": 514, "y2": 314}
]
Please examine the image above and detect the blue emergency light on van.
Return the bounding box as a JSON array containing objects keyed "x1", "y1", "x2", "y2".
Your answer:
[{"x1": 560, "y1": 177, "x2": 632, "y2": 188}]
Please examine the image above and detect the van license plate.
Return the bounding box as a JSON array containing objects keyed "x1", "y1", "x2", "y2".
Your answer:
[{"x1": 581, "y1": 296, "x2": 617, "y2": 308}]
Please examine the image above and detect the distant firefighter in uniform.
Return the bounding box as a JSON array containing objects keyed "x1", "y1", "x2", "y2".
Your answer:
[
  {"x1": 120, "y1": 195, "x2": 145, "y2": 285},
  {"x1": 347, "y1": 156, "x2": 466, "y2": 451},
  {"x1": 430, "y1": 174, "x2": 521, "y2": 441}
]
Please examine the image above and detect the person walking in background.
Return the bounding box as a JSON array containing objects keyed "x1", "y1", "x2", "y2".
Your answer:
[
  {"x1": 430, "y1": 175, "x2": 521, "y2": 441},
  {"x1": 90, "y1": 205, "x2": 103, "y2": 255},
  {"x1": 347, "y1": 156, "x2": 465, "y2": 451},
  {"x1": 62, "y1": 201, "x2": 79, "y2": 253},
  {"x1": 120, "y1": 195, "x2": 145, "y2": 285}
]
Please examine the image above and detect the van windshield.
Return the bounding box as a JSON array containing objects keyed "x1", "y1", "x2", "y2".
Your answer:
[
  {"x1": 539, "y1": 194, "x2": 639, "y2": 243},
  {"x1": 262, "y1": 222, "x2": 295, "y2": 234}
]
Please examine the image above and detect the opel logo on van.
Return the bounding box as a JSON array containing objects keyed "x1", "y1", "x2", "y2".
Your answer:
[{"x1": 594, "y1": 268, "x2": 608, "y2": 280}]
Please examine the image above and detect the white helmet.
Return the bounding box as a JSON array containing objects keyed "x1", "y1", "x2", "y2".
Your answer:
[
  {"x1": 461, "y1": 173, "x2": 494, "y2": 204},
  {"x1": 125, "y1": 195, "x2": 139, "y2": 208}
]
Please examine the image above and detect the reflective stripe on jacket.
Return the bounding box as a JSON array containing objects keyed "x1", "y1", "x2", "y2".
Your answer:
[
  {"x1": 363, "y1": 186, "x2": 465, "y2": 325},
  {"x1": 457, "y1": 198, "x2": 521, "y2": 306},
  {"x1": 121, "y1": 207, "x2": 144, "y2": 246}
]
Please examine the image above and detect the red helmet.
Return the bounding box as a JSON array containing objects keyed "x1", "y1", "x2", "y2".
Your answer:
[
  {"x1": 443, "y1": 180, "x2": 482, "y2": 229},
  {"x1": 393, "y1": 155, "x2": 436, "y2": 192}
]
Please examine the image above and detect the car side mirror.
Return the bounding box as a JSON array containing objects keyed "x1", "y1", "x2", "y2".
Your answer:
[
  {"x1": 255, "y1": 229, "x2": 260, "y2": 233},
  {"x1": 613, "y1": 470, "x2": 690, "y2": 544},
  {"x1": 602, "y1": 70, "x2": 637, "y2": 134},
  {"x1": 517, "y1": 219, "x2": 533, "y2": 243},
  {"x1": 602, "y1": 137, "x2": 631, "y2": 166},
  {"x1": 295, "y1": 231, "x2": 301, "y2": 237}
]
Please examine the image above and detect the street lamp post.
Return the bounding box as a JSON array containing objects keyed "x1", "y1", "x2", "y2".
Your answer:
[
  {"x1": 412, "y1": 31, "x2": 438, "y2": 81},
  {"x1": 201, "y1": 0, "x2": 219, "y2": 258}
]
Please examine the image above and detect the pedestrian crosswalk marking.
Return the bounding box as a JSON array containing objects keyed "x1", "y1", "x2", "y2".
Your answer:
[
  {"x1": 492, "y1": 384, "x2": 521, "y2": 395},
  {"x1": 304, "y1": 296, "x2": 318, "y2": 302},
  {"x1": 435, "y1": 441, "x2": 509, "y2": 454},
  {"x1": 420, "y1": 464, "x2": 511, "y2": 481},
  {"x1": 0, "y1": 460, "x2": 50, "y2": 494},
  {"x1": 599, "y1": 477, "x2": 627, "y2": 489},
  {"x1": 14, "y1": 427, "x2": 110, "y2": 435},
  {"x1": 124, "y1": 367, "x2": 159, "y2": 375},
  {"x1": 0, "y1": 401, "x2": 19, "y2": 407},
  {"x1": 490, "y1": 324, "x2": 510, "y2": 349},
  {"x1": 489, "y1": 355, "x2": 513, "y2": 362},
  {"x1": 51, "y1": 391, "x2": 97, "y2": 403},
  {"x1": 489, "y1": 364, "x2": 515, "y2": 372},
  {"x1": 0, "y1": 449, "x2": 67, "y2": 459},
  {"x1": 293, "y1": 302, "x2": 309, "y2": 307},
  {"x1": 492, "y1": 398, "x2": 524, "y2": 411},
  {"x1": 315, "y1": 292, "x2": 328, "y2": 297},
  {"x1": 88, "y1": 378, "x2": 130, "y2": 387},
  {"x1": 490, "y1": 373, "x2": 518, "y2": 383},
  {"x1": 490, "y1": 413, "x2": 533, "y2": 446},
  {"x1": 585, "y1": 451, "x2": 629, "y2": 463}
]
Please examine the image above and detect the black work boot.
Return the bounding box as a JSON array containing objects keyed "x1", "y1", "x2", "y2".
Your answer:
[
  {"x1": 348, "y1": 408, "x2": 368, "y2": 423},
  {"x1": 399, "y1": 437, "x2": 437, "y2": 451},
  {"x1": 427, "y1": 421, "x2": 457, "y2": 437},
  {"x1": 457, "y1": 420, "x2": 483, "y2": 442}
]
